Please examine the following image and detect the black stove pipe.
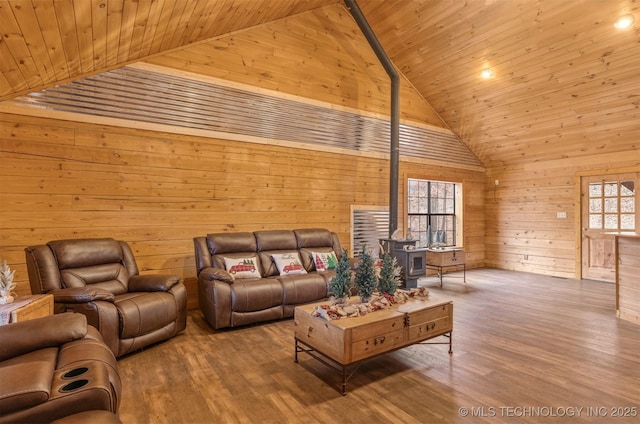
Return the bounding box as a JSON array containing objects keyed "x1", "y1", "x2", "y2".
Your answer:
[{"x1": 343, "y1": 0, "x2": 400, "y2": 237}]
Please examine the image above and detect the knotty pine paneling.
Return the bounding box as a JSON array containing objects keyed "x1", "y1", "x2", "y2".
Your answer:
[
  {"x1": 0, "y1": 0, "x2": 337, "y2": 99},
  {"x1": 144, "y1": 5, "x2": 444, "y2": 127},
  {"x1": 486, "y1": 152, "x2": 640, "y2": 279},
  {"x1": 356, "y1": 0, "x2": 640, "y2": 167},
  {"x1": 617, "y1": 235, "x2": 640, "y2": 324},
  {"x1": 0, "y1": 112, "x2": 484, "y2": 309}
]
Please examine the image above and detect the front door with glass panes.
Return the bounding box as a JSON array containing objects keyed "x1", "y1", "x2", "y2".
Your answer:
[{"x1": 581, "y1": 173, "x2": 638, "y2": 282}]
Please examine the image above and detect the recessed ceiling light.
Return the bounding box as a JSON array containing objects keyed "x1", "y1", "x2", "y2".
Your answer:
[
  {"x1": 480, "y1": 68, "x2": 494, "y2": 79},
  {"x1": 614, "y1": 14, "x2": 635, "y2": 29}
]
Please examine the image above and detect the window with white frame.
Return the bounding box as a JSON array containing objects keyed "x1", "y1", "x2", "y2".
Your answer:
[{"x1": 407, "y1": 179, "x2": 459, "y2": 247}]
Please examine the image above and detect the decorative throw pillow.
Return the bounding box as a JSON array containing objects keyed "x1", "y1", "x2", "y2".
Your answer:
[
  {"x1": 223, "y1": 256, "x2": 261, "y2": 279},
  {"x1": 312, "y1": 251, "x2": 338, "y2": 272},
  {"x1": 272, "y1": 253, "x2": 307, "y2": 275}
]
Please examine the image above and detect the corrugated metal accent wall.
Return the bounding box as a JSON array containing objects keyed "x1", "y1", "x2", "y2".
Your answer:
[{"x1": 10, "y1": 66, "x2": 482, "y2": 167}]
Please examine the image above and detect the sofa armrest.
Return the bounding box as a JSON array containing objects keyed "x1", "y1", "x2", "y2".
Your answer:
[
  {"x1": 0, "y1": 356, "x2": 54, "y2": 415},
  {"x1": 128, "y1": 274, "x2": 180, "y2": 292},
  {"x1": 50, "y1": 287, "x2": 115, "y2": 304},
  {"x1": 0, "y1": 313, "x2": 87, "y2": 361},
  {"x1": 198, "y1": 267, "x2": 234, "y2": 284}
]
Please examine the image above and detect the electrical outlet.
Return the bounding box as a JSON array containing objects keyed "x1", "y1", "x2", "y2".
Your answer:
[
  {"x1": 524, "y1": 254, "x2": 529, "y2": 260},
  {"x1": 494, "y1": 179, "x2": 499, "y2": 186},
  {"x1": 557, "y1": 211, "x2": 567, "y2": 219}
]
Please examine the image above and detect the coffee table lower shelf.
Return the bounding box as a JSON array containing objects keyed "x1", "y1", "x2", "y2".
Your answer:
[{"x1": 294, "y1": 332, "x2": 452, "y2": 395}]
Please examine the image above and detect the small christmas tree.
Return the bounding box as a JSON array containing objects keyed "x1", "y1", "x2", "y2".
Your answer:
[
  {"x1": 377, "y1": 253, "x2": 401, "y2": 295},
  {"x1": 328, "y1": 250, "x2": 351, "y2": 301},
  {"x1": 354, "y1": 245, "x2": 377, "y2": 302}
]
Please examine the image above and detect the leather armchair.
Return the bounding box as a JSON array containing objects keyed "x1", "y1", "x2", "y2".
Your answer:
[
  {"x1": 25, "y1": 238, "x2": 187, "y2": 357},
  {"x1": 0, "y1": 313, "x2": 121, "y2": 423}
]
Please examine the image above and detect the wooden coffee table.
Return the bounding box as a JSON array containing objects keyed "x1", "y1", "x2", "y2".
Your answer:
[{"x1": 294, "y1": 296, "x2": 453, "y2": 394}]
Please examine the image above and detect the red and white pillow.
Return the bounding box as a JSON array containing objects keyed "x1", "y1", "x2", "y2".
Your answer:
[
  {"x1": 223, "y1": 256, "x2": 261, "y2": 279},
  {"x1": 272, "y1": 253, "x2": 307, "y2": 275}
]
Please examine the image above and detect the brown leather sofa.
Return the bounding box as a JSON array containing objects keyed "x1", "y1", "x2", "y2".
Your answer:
[
  {"x1": 0, "y1": 313, "x2": 121, "y2": 423},
  {"x1": 25, "y1": 238, "x2": 187, "y2": 358},
  {"x1": 193, "y1": 228, "x2": 344, "y2": 329}
]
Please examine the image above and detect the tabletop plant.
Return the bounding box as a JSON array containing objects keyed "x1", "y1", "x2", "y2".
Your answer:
[
  {"x1": 0, "y1": 260, "x2": 17, "y2": 304},
  {"x1": 328, "y1": 250, "x2": 351, "y2": 303},
  {"x1": 377, "y1": 253, "x2": 402, "y2": 296},
  {"x1": 354, "y1": 245, "x2": 377, "y2": 303}
]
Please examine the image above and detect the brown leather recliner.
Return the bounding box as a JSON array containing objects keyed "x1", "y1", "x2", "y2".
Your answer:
[
  {"x1": 24, "y1": 238, "x2": 187, "y2": 358},
  {"x1": 0, "y1": 313, "x2": 121, "y2": 423}
]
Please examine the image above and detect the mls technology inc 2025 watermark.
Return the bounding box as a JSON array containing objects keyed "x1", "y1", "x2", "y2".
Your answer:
[{"x1": 458, "y1": 406, "x2": 638, "y2": 419}]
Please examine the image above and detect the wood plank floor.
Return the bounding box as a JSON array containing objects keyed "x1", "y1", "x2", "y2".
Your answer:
[{"x1": 117, "y1": 269, "x2": 640, "y2": 423}]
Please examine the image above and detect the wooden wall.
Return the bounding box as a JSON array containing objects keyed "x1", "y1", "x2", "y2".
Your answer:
[
  {"x1": 0, "y1": 111, "x2": 485, "y2": 308},
  {"x1": 143, "y1": 5, "x2": 444, "y2": 127},
  {"x1": 616, "y1": 235, "x2": 640, "y2": 324},
  {"x1": 485, "y1": 152, "x2": 640, "y2": 279},
  {"x1": 3, "y1": 0, "x2": 635, "y2": 302},
  {"x1": 0, "y1": 3, "x2": 488, "y2": 309}
]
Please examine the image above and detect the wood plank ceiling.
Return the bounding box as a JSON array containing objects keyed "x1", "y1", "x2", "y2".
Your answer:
[{"x1": 1, "y1": 0, "x2": 638, "y2": 167}]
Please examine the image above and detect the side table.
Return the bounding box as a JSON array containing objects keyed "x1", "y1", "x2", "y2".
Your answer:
[
  {"x1": 0, "y1": 294, "x2": 54, "y2": 325},
  {"x1": 426, "y1": 248, "x2": 466, "y2": 287}
]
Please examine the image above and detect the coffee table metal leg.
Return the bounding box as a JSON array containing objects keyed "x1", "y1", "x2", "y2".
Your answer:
[{"x1": 342, "y1": 366, "x2": 347, "y2": 395}]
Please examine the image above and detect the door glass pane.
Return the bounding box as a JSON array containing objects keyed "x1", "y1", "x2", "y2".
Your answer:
[
  {"x1": 604, "y1": 214, "x2": 618, "y2": 229},
  {"x1": 589, "y1": 214, "x2": 602, "y2": 229},
  {"x1": 621, "y1": 197, "x2": 635, "y2": 213},
  {"x1": 604, "y1": 182, "x2": 618, "y2": 196},
  {"x1": 621, "y1": 214, "x2": 635, "y2": 230},
  {"x1": 604, "y1": 198, "x2": 618, "y2": 213},
  {"x1": 589, "y1": 183, "x2": 602, "y2": 197},
  {"x1": 621, "y1": 181, "x2": 635, "y2": 196},
  {"x1": 588, "y1": 179, "x2": 636, "y2": 231}
]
